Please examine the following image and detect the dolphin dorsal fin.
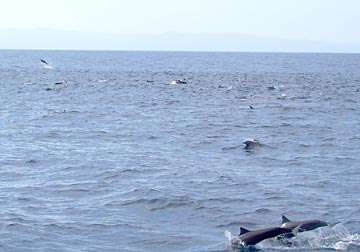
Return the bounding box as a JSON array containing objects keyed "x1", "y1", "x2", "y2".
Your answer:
[
  {"x1": 240, "y1": 227, "x2": 251, "y2": 235},
  {"x1": 282, "y1": 215, "x2": 291, "y2": 224}
]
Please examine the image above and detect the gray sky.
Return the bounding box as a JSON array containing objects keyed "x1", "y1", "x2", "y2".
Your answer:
[{"x1": 1, "y1": 0, "x2": 360, "y2": 51}]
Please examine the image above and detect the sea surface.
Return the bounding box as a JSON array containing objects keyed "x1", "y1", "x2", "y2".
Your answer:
[{"x1": 0, "y1": 50, "x2": 359, "y2": 252}]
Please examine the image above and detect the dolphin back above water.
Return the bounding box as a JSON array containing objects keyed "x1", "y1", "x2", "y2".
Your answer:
[
  {"x1": 238, "y1": 226, "x2": 292, "y2": 246},
  {"x1": 280, "y1": 215, "x2": 339, "y2": 232},
  {"x1": 243, "y1": 139, "x2": 262, "y2": 150},
  {"x1": 40, "y1": 59, "x2": 49, "y2": 65}
]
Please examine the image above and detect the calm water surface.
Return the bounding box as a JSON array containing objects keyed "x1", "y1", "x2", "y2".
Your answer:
[{"x1": 0, "y1": 50, "x2": 359, "y2": 252}]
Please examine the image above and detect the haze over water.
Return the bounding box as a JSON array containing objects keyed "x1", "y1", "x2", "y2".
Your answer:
[{"x1": 0, "y1": 50, "x2": 359, "y2": 251}]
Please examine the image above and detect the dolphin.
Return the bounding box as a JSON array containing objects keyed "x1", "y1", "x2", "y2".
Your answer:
[
  {"x1": 40, "y1": 59, "x2": 49, "y2": 65},
  {"x1": 238, "y1": 226, "x2": 292, "y2": 246},
  {"x1": 176, "y1": 79, "x2": 187, "y2": 84},
  {"x1": 243, "y1": 139, "x2": 262, "y2": 150},
  {"x1": 280, "y1": 215, "x2": 339, "y2": 233}
]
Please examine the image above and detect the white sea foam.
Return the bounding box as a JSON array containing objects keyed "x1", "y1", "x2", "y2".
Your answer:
[
  {"x1": 225, "y1": 224, "x2": 360, "y2": 251},
  {"x1": 258, "y1": 224, "x2": 360, "y2": 251},
  {"x1": 224, "y1": 230, "x2": 249, "y2": 250},
  {"x1": 43, "y1": 65, "x2": 53, "y2": 69}
]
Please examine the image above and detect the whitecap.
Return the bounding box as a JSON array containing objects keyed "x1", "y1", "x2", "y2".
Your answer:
[{"x1": 43, "y1": 65, "x2": 53, "y2": 69}]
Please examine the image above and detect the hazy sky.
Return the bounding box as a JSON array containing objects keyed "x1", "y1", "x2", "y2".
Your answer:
[{"x1": 1, "y1": 0, "x2": 359, "y2": 44}]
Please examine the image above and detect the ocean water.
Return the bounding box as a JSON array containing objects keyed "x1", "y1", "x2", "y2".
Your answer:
[{"x1": 0, "y1": 50, "x2": 359, "y2": 252}]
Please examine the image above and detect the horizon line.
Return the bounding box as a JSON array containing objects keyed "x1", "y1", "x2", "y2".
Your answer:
[{"x1": 1, "y1": 48, "x2": 359, "y2": 54}]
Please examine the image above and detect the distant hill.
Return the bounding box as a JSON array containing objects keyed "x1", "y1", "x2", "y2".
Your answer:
[{"x1": 0, "y1": 29, "x2": 359, "y2": 53}]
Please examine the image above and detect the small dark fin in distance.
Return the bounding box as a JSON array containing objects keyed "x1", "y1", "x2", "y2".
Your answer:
[
  {"x1": 282, "y1": 215, "x2": 291, "y2": 224},
  {"x1": 240, "y1": 227, "x2": 250, "y2": 235},
  {"x1": 40, "y1": 59, "x2": 49, "y2": 65}
]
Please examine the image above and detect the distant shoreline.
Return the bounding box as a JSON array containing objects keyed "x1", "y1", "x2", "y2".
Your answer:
[
  {"x1": 0, "y1": 48, "x2": 359, "y2": 55},
  {"x1": 1, "y1": 29, "x2": 359, "y2": 53}
]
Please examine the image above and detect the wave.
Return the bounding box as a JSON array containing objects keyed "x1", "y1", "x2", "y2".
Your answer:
[{"x1": 118, "y1": 196, "x2": 197, "y2": 211}]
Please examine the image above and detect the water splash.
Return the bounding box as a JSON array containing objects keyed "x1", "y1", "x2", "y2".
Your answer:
[
  {"x1": 262, "y1": 224, "x2": 360, "y2": 251},
  {"x1": 224, "y1": 230, "x2": 250, "y2": 251},
  {"x1": 43, "y1": 65, "x2": 53, "y2": 69},
  {"x1": 330, "y1": 224, "x2": 360, "y2": 251},
  {"x1": 226, "y1": 224, "x2": 360, "y2": 251}
]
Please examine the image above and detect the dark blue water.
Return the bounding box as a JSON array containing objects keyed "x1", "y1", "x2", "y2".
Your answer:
[{"x1": 0, "y1": 50, "x2": 359, "y2": 252}]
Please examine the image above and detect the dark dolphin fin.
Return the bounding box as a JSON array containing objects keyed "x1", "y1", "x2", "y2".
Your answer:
[
  {"x1": 240, "y1": 227, "x2": 251, "y2": 235},
  {"x1": 282, "y1": 215, "x2": 291, "y2": 224},
  {"x1": 40, "y1": 59, "x2": 49, "y2": 65}
]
